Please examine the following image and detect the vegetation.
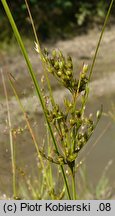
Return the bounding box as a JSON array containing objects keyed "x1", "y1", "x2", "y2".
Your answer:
[
  {"x1": 0, "y1": 0, "x2": 114, "y2": 199},
  {"x1": 0, "y1": 0, "x2": 115, "y2": 41}
]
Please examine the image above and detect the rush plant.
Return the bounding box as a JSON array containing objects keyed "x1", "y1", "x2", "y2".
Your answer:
[
  {"x1": 1, "y1": 0, "x2": 114, "y2": 199},
  {"x1": 34, "y1": 46, "x2": 102, "y2": 199}
]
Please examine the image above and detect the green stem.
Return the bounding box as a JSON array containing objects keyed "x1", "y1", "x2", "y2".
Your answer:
[
  {"x1": 72, "y1": 126, "x2": 77, "y2": 199},
  {"x1": 24, "y1": 0, "x2": 55, "y2": 107},
  {"x1": 89, "y1": 0, "x2": 114, "y2": 81},
  {"x1": 69, "y1": 161, "x2": 77, "y2": 200},
  {"x1": 72, "y1": 161, "x2": 76, "y2": 200}
]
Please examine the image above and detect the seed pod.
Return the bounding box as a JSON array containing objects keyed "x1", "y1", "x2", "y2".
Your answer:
[
  {"x1": 65, "y1": 147, "x2": 69, "y2": 156},
  {"x1": 67, "y1": 153, "x2": 77, "y2": 162},
  {"x1": 66, "y1": 62, "x2": 73, "y2": 69},
  {"x1": 59, "y1": 61, "x2": 64, "y2": 69},
  {"x1": 52, "y1": 49, "x2": 57, "y2": 58},
  {"x1": 71, "y1": 81, "x2": 75, "y2": 87},
  {"x1": 66, "y1": 56, "x2": 73, "y2": 69},
  {"x1": 83, "y1": 64, "x2": 88, "y2": 74},
  {"x1": 62, "y1": 74, "x2": 68, "y2": 81},
  {"x1": 96, "y1": 110, "x2": 102, "y2": 120},
  {"x1": 66, "y1": 75, "x2": 70, "y2": 80},
  {"x1": 54, "y1": 61, "x2": 59, "y2": 69},
  {"x1": 81, "y1": 73, "x2": 85, "y2": 79},
  {"x1": 66, "y1": 70, "x2": 72, "y2": 76},
  {"x1": 57, "y1": 70, "x2": 62, "y2": 77}
]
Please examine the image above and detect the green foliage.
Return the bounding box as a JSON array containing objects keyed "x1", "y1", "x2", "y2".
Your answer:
[
  {"x1": 0, "y1": 0, "x2": 114, "y2": 41},
  {"x1": 75, "y1": 3, "x2": 92, "y2": 26}
]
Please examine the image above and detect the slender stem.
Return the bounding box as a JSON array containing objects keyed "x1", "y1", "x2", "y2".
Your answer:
[
  {"x1": 1, "y1": 69, "x2": 16, "y2": 198},
  {"x1": 71, "y1": 90, "x2": 78, "y2": 199},
  {"x1": 72, "y1": 161, "x2": 76, "y2": 200},
  {"x1": 24, "y1": 0, "x2": 55, "y2": 107},
  {"x1": 68, "y1": 161, "x2": 77, "y2": 200},
  {"x1": 89, "y1": 0, "x2": 114, "y2": 81},
  {"x1": 71, "y1": 126, "x2": 77, "y2": 199}
]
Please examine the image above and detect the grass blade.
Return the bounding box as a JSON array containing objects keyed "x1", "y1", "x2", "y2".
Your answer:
[{"x1": 89, "y1": 0, "x2": 114, "y2": 81}]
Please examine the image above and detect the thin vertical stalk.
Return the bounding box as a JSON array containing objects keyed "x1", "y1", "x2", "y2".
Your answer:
[
  {"x1": 89, "y1": 0, "x2": 114, "y2": 81},
  {"x1": 69, "y1": 161, "x2": 76, "y2": 200},
  {"x1": 72, "y1": 129, "x2": 77, "y2": 200},
  {"x1": 24, "y1": 0, "x2": 55, "y2": 107},
  {"x1": 1, "y1": 69, "x2": 16, "y2": 198}
]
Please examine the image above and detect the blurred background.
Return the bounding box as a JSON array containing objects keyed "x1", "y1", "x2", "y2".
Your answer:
[
  {"x1": 0, "y1": 0, "x2": 115, "y2": 199},
  {"x1": 0, "y1": 0, "x2": 115, "y2": 42}
]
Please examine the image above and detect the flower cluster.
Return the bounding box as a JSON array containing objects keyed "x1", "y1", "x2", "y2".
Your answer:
[
  {"x1": 43, "y1": 49, "x2": 88, "y2": 93},
  {"x1": 36, "y1": 47, "x2": 102, "y2": 169}
]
